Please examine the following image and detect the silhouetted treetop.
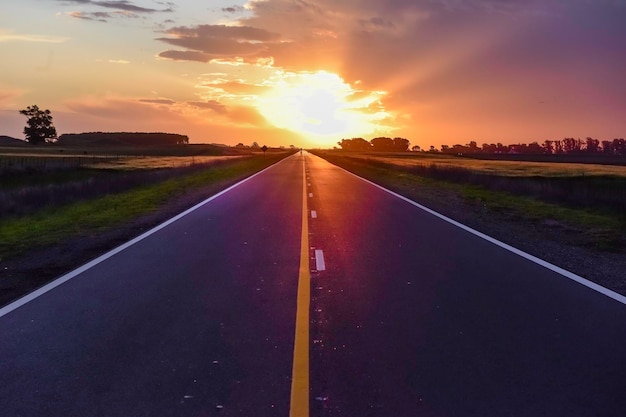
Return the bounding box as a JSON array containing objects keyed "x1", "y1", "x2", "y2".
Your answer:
[{"x1": 19, "y1": 105, "x2": 57, "y2": 144}]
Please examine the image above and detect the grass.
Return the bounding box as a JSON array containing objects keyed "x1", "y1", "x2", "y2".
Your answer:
[
  {"x1": 311, "y1": 151, "x2": 625, "y2": 252},
  {"x1": 85, "y1": 155, "x2": 243, "y2": 170},
  {"x1": 0, "y1": 153, "x2": 290, "y2": 260},
  {"x1": 345, "y1": 151, "x2": 626, "y2": 177}
]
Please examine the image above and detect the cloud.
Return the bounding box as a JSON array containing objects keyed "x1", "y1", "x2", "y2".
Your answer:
[
  {"x1": 187, "y1": 100, "x2": 227, "y2": 113},
  {"x1": 0, "y1": 87, "x2": 25, "y2": 108},
  {"x1": 56, "y1": 0, "x2": 170, "y2": 13},
  {"x1": 156, "y1": 24, "x2": 282, "y2": 61},
  {"x1": 158, "y1": 50, "x2": 213, "y2": 63},
  {"x1": 188, "y1": 100, "x2": 268, "y2": 126},
  {"x1": 0, "y1": 30, "x2": 69, "y2": 43},
  {"x1": 67, "y1": 10, "x2": 139, "y2": 21},
  {"x1": 221, "y1": 6, "x2": 246, "y2": 14},
  {"x1": 205, "y1": 81, "x2": 271, "y2": 96},
  {"x1": 139, "y1": 98, "x2": 176, "y2": 105}
]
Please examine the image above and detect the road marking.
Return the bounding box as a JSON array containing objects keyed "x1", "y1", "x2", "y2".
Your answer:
[
  {"x1": 311, "y1": 210, "x2": 317, "y2": 219},
  {"x1": 0, "y1": 156, "x2": 294, "y2": 319},
  {"x1": 308, "y1": 193, "x2": 313, "y2": 198},
  {"x1": 329, "y1": 158, "x2": 626, "y2": 306},
  {"x1": 290, "y1": 157, "x2": 310, "y2": 417},
  {"x1": 315, "y1": 250, "x2": 326, "y2": 271}
]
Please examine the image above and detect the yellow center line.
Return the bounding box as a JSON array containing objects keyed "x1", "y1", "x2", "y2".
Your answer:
[{"x1": 290, "y1": 154, "x2": 310, "y2": 417}]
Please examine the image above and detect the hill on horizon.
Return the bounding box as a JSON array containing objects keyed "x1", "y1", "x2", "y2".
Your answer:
[{"x1": 0, "y1": 136, "x2": 28, "y2": 146}]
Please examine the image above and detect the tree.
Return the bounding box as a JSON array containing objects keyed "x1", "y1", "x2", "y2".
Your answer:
[
  {"x1": 19, "y1": 105, "x2": 57, "y2": 144},
  {"x1": 393, "y1": 137, "x2": 410, "y2": 151},
  {"x1": 337, "y1": 137, "x2": 371, "y2": 151},
  {"x1": 370, "y1": 137, "x2": 395, "y2": 151},
  {"x1": 585, "y1": 137, "x2": 600, "y2": 153}
]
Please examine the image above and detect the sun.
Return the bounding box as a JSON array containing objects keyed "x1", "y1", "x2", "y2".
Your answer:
[{"x1": 256, "y1": 71, "x2": 389, "y2": 146}]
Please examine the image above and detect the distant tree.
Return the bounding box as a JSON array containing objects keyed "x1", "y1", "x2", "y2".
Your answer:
[
  {"x1": 585, "y1": 137, "x2": 600, "y2": 153},
  {"x1": 251, "y1": 141, "x2": 260, "y2": 149},
  {"x1": 562, "y1": 137, "x2": 582, "y2": 153},
  {"x1": 601, "y1": 140, "x2": 613, "y2": 155},
  {"x1": 527, "y1": 141, "x2": 543, "y2": 154},
  {"x1": 19, "y1": 105, "x2": 57, "y2": 144},
  {"x1": 393, "y1": 137, "x2": 410, "y2": 151},
  {"x1": 337, "y1": 137, "x2": 371, "y2": 151},
  {"x1": 542, "y1": 140, "x2": 554, "y2": 154},
  {"x1": 411, "y1": 145, "x2": 421, "y2": 152},
  {"x1": 553, "y1": 140, "x2": 563, "y2": 154},
  {"x1": 481, "y1": 143, "x2": 497, "y2": 153},
  {"x1": 613, "y1": 138, "x2": 626, "y2": 155},
  {"x1": 467, "y1": 141, "x2": 479, "y2": 152},
  {"x1": 370, "y1": 137, "x2": 395, "y2": 151}
]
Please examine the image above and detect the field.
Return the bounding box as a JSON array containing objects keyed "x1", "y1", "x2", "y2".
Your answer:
[{"x1": 342, "y1": 151, "x2": 626, "y2": 177}]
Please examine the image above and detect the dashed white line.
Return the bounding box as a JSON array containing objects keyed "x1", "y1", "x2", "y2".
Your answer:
[
  {"x1": 311, "y1": 210, "x2": 317, "y2": 219},
  {"x1": 314, "y1": 250, "x2": 326, "y2": 271},
  {"x1": 309, "y1": 193, "x2": 313, "y2": 198}
]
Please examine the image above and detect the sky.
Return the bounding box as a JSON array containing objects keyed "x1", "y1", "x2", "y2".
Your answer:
[{"x1": 1, "y1": 0, "x2": 625, "y2": 149}]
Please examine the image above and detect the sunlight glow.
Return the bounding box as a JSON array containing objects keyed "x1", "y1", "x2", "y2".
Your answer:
[{"x1": 256, "y1": 71, "x2": 390, "y2": 145}]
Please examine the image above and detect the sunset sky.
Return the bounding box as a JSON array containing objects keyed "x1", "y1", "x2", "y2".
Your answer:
[{"x1": 1, "y1": 0, "x2": 625, "y2": 149}]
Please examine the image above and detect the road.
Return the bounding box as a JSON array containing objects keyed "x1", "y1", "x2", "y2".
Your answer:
[{"x1": 1, "y1": 152, "x2": 626, "y2": 416}]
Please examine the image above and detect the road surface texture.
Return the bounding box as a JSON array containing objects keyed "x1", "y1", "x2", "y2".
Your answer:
[{"x1": 1, "y1": 152, "x2": 625, "y2": 416}]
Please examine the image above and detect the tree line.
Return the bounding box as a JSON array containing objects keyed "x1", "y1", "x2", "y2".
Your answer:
[
  {"x1": 438, "y1": 138, "x2": 626, "y2": 156},
  {"x1": 338, "y1": 136, "x2": 626, "y2": 156},
  {"x1": 338, "y1": 137, "x2": 410, "y2": 152}
]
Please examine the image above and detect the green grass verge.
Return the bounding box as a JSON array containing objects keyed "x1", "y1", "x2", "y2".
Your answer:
[{"x1": 0, "y1": 154, "x2": 288, "y2": 260}]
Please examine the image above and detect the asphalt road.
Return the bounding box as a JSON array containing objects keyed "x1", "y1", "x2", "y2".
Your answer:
[{"x1": 1, "y1": 152, "x2": 626, "y2": 416}]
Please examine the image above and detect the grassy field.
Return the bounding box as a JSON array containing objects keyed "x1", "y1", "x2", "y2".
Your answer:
[
  {"x1": 311, "y1": 150, "x2": 626, "y2": 253},
  {"x1": 344, "y1": 151, "x2": 626, "y2": 177},
  {"x1": 0, "y1": 151, "x2": 292, "y2": 260}
]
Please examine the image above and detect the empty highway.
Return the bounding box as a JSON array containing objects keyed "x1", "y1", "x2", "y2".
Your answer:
[{"x1": 1, "y1": 152, "x2": 626, "y2": 416}]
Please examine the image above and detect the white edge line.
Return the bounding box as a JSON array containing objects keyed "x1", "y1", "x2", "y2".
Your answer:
[
  {"x1": 315, "y1": 250, "x2": 326, "y2": 271},
  {"x1": 0, "y1": 156, "x2": 293, "y2": 319},
  {"x1": 326, "y1": 159, "x2": 626, "y2": 306}
]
